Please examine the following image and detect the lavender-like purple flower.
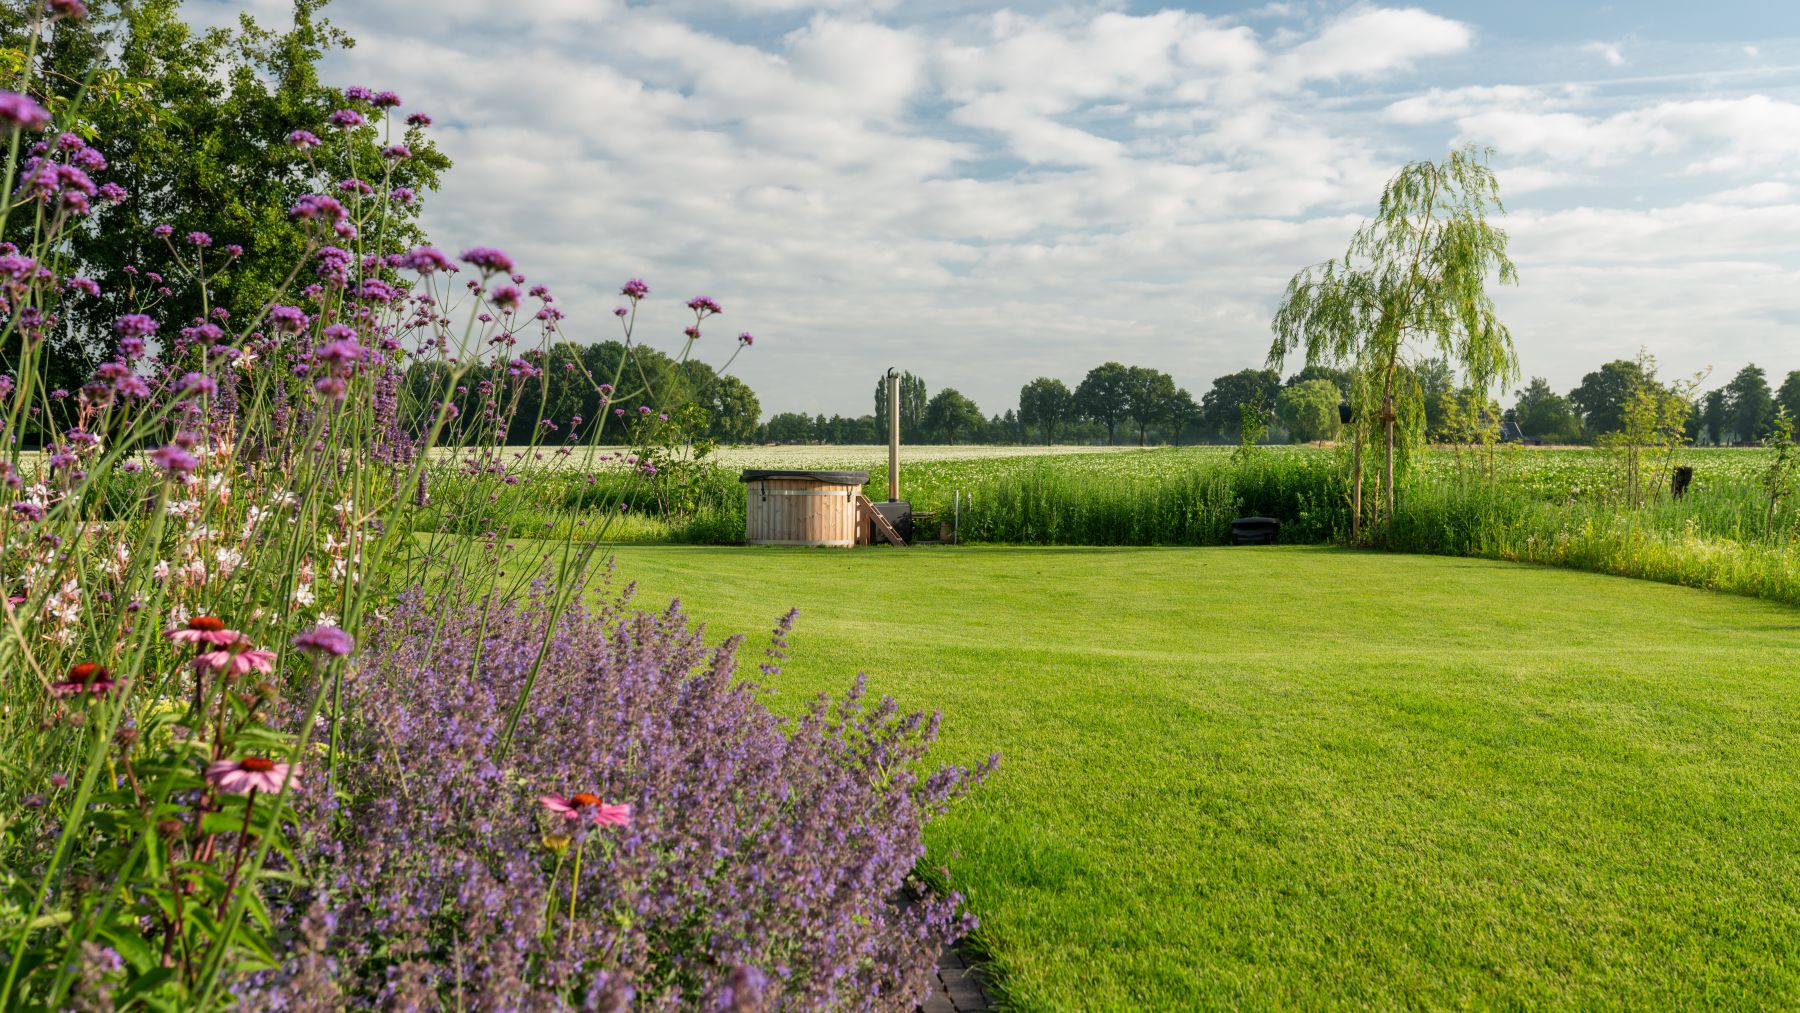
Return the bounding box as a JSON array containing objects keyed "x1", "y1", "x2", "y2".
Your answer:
[
  {"x1": 327, "y1": 108, "x2": 365, "y2": 129},
  {"x1": 45, "y1": 0, "x2": 88, "y2": 19},
  {"x1": 381, "y1": 143, "x2": 411, "y2": 160},
  {"x1": 686, "y1": 296, "x2": 723, "y2": 315},
  {"x1": 737, "y1": 332, "x2": 754, "y2": 346},
  {"x1": 151, "y1": 224, "x2": 173, "y2": 238},
  {"x1": 287, "y1": 129, "x2": 322, "y2": 149},
  {"x1": 406, "y1": 112, "x2": 432, "y2": 127},
  {"x1": 186, "y1": 231, "x2": 212, "y2": 247},
  {"x1": 97, "y1": 181, "x2": 127, "y2": 204},
  {"x1": 620, "y1": 278, "x2": 650, "y2": 300},
  {"x1": 177, "y1": 372, "x2": 216, "y2": 397}
]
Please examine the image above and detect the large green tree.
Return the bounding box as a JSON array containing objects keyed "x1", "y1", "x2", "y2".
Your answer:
[
  {"x1": 1511, "y1": 377, "x2": 1581, "y2": 443},
  {"x1": 925, "y1": 387, "x2": 983, "y2": 444},
  {"x1": 1275, "y1": 379, "x2": 1342, "y2": 443},
  {"x1": 1777, "y1": 370, "x2": 1800, "y2": 429},
  {"x1": 1271, "y1": 146, "x2": 1519, "y2": 538},
  {"x1": 1018, "y1": 376, "x2": 1073, "y2": 445},
  {"x1": 928, "y1": 388, "x2": 986, "y2": 444},
  {"x1": 1723, "y1": 364, "x2": 1776, "y2": 444},
  {"x1": 1569, "y1": 359, "x2": 1653, "y2": 437},
  {"x1": 1199, "y1": 368, "x2": 1279, "y2": 441},
  {"x1": 1074, "y1": 361, "x2": 1130, "y2": 444},
  {"x1": 704, "y1": 375, "x2": 761, "y2": 443},
  {"x1": 1121, "y1": 365, "x2": 1177, "y2": 446},
  {"x1": 873, "y1": 371, "x2": 927, "y2": 442},
  {"x1": 7, "y1": 0, "x2": 450, "y2": 390}
]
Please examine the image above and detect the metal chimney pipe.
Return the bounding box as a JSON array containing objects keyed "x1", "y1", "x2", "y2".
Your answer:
[{"x1": 886, "y1": 367, "x2": 900, "y2": 501}]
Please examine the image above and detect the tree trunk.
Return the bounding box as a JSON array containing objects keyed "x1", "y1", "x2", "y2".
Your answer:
[
  {"x1": 1383, "y1": 396, "x2": 1396, "y2": 536},
  {"x1": 1351, "y1": 435, "x2": 1363, "y2": 542}
]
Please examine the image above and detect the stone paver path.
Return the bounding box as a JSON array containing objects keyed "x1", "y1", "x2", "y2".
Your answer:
[{"x1": 918, "y1": 944, "x2": 991, "y2": 1013}]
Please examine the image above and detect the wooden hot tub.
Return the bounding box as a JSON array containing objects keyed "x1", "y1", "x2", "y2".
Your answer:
[{"x1": 740, "y1": 469, "x2": 870, "y2": 547}]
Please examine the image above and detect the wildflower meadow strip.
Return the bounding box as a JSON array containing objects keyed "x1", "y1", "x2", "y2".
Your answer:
[{"x1": 0, "y1": 4, "x2": 986, "y2": 1007}]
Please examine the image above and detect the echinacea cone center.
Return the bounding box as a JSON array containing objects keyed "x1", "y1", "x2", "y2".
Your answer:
[
  {"x1": 569, "y1": 792, "x2": 600, "y2": 807},
  {"x1": 239, "y1": 756, "x2": 276, "y2": 772},
  {"x1": 69, "y1": 663, "x2": 108, "y2": 683},
  {"x1": 188, "y1": 616, "x2": 227, "y2": 632}
]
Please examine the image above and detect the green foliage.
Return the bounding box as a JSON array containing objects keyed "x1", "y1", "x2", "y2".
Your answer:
[
  {"x1": 1073, "y1": 361, "x2": 1130, "y2": 444},
  {"x1": 1120, "y1": 365, "x2": 1177, "y2": 446},
  {"x1": 1199, "y1": 368, "x2": 1279, "y2": 441},
  {"x1": 1569, "y1": 358, "x2": 1654, "y2": 437},
  {"x1": 1777, "y1": 370, "x2": 1800, "y2": 428},
  {"x1": 1270, "y1": 145, "x2": 1520, "y2": 537},
  {"x1": 1275, "y1": 378, "x2": 1342, "y2": 443},
  {"x1": 701, "y1": 374, "x2": 760, "y2": 442},
  {"x1": 1723, "y1": 363, "x2": 1776, "y2": 444},
  {"x1": 5, "y1": 0, "x2": 451, "y2": 389},
  {"x1": 1511, "y1": 377, "x2": 1581, "y2": 443},
  {"x1": 873, "y1": 371, "x2": 927, "y2": 442},
  {"x1": 924, "y1": 387, "x2": 983, "y2": 444},
  {"x1": 1017, "y1": 376, "x2": 1073, "y2": 445},
  {"x1": 1761, "y1": 409, "x2": 1798, "y2": 533},
  {"x1": 764, "y1": 410, "x2": 813, "y2": 443}
]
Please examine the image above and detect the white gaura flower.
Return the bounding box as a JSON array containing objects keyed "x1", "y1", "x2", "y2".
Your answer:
[
  {"x1": 215, "y1": 546, "x2": 243, "y2": 577},
  {"x1": 292, "y1": 582, "x2": 315, "y2": 607},
  {"x1": 167, "y1": 498, "x2": 200, "y2": 519},
  {"x1": 152, "y1": 559, "x2": 171, "y2": 582},
  {"x1": 273, "y1": 490, "x2": 299, "y2": 510},
  {"x1": 181, "y1": 559, "x2": 206, "y2": 585}
]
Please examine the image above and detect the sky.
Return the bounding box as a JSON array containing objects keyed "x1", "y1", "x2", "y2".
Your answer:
[{"x1": 189, "y1": 0, "x2": 1800, "y2": 419}]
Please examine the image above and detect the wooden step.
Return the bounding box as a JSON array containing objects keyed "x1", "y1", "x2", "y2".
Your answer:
[{"x1": 857, "y1": 494, "x2": 907, "y2": 547}]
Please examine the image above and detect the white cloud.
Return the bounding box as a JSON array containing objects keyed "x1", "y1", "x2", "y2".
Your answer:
[
  {"x1": 1273, "y1": 6, "x2": 1472, "y2": 84},
  {"x1": 203, "y1": 2, "x2": 1800, "y2": 414},
  {"x1": 1584, "y1": 41, "x2": 1627, "y2": 67}
]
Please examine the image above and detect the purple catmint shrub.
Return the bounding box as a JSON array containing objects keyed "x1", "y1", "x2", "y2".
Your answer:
[
  {"x1": 0, "y1": 91, "x2": 50, "y2": 130},
  {"x1": 249, "y1": 585, "x2": 993, "y2": 1009}
]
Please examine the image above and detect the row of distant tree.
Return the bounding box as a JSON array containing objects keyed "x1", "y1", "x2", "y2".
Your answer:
[
  {"x1": 412, "y1": 343, "x2": 1797, "y2": 450},
  {"x1": 755, "y1": 359, "x2": 1800, "y2": 448}
]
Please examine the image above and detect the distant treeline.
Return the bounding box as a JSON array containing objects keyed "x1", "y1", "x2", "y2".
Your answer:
[{"x1": 411, "y1": 341, "x2": 1800, "y2": 448}]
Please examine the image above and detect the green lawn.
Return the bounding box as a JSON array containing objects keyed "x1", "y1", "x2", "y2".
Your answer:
[{"x1": 599, "y1": 545, "x2": 1800, "y2": 1010}]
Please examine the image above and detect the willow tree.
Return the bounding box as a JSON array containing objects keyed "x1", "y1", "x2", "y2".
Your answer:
[{"x1": 1269, "y1": 145, "x2": 1519, "y2": 539}]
